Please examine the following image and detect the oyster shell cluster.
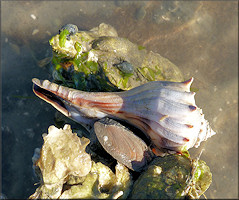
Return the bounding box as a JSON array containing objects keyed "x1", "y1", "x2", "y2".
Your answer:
[
  {"x1": 49, "y1": 23, "x2": 183, "y2": 91},
  {"x1": 30, "y1": 125, "x2": 212, "y2": 199},
  {"x1": 30, "y1": 124, "x2": 132, "y2": 199},
  {"x1": 30, "y1": 23, "x2": 215, "y2": 199}
]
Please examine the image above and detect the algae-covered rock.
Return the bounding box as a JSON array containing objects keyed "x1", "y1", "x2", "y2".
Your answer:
[
  {"x1": 129, "y1": 154, "x2": 212, "y2": 199},
  {"x1": 49, "y1": 23, "x2": 183, "y2": 91},
  {"x1": 29, "y1": 124, "x2": 132, "y2": 199}
]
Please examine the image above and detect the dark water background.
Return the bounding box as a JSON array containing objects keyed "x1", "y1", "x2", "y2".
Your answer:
[{"x1": 1, "y1": 1, "x2": 238, "y2": 199}]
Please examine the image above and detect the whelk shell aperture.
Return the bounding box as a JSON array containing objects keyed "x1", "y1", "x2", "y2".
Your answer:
[{"x1": 32, "y1": 77, "x2": 216, "y2": 153}]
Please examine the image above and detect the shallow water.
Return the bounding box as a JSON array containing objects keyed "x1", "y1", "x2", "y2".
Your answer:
[{"x1": 1, "y1": 1, "x2": 238, "y2": 198}]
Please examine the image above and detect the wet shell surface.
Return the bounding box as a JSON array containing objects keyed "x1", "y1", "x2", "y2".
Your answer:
[
  {"x1": 36, "y1": 125, "x2": 92, "y2": 184},
  {"x1": 94, "y1": 118, "x2": 154, "y2": 171},
  {"x1": 32, "y1": 77, "x2": 216, "y2": 153}
]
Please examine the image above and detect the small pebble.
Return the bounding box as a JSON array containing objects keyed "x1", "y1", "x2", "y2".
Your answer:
[
  {"x1": 213, "y1": 86, "x2": 217, "y2": 92},
  {"x1": 213, "y1": 116, "x2": 217, "y2": 123},
  {"x1": 219, "y1": 108, "x2": 223, "y2": 112},
  {"x1": 23, "y1": 112, "x2": 29, "y2": 116},
  {"x1": 161, "y1": 15, "x2": 170, "y2": 21},
  {"x1": 135, "y1": 6, "x2": 146, "y2": 20},
  {"x1": 45, "y1": 30, "x2": 51, "y2": 36},
  {"x1": 30, "y1": 14, "x2": 37, "y2": 20},
  {"x1": 32, "y1": 29, "x2": 39, "y2": 35}
]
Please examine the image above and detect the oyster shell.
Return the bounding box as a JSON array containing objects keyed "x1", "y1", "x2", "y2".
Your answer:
[
  {"x1": 91, "y1": 36, "x2": 184, "y2": 90},
  {"x1": 50, "y1": 23, "x2": 118, "y2": 58},
  {"x1": 30, "y1": 124, "x2": 132, "y2": 199},
  {"x1": 59, "y1": 161, "x2": 132, "y2": 199},
  {"x1": 30, "y1": 124, "x2": 91, "y2": 198},
  {"x1": 37, "y1": 124, "x2": 92, "y2": 181},
  {"x1": 129, "y1": 154, "x2": 212, "y2": 199},
  {"x1": 32, "y1": 77, "x2": 215, "y2": 154}
]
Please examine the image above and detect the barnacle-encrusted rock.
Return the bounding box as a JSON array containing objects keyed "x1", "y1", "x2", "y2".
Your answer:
[
  {"x1": 129, "y1": 154, "x2": 212, "y2": 199},
  {"x1": 29, "y1": 125, "x2": 132, "y2": 199}
]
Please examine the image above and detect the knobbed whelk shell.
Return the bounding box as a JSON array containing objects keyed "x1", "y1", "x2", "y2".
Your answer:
[{"x1": 32, "y1": 77, "x2": 216, "y2": 153}]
